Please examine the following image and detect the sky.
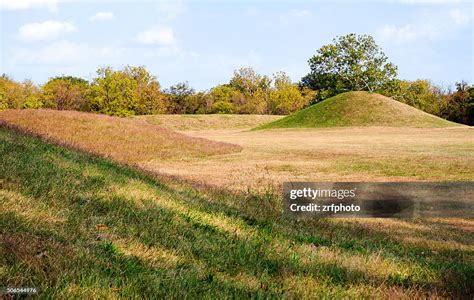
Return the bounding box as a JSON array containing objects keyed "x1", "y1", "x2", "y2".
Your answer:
[{"x1": 1, "y1": 0, "x2": 473, "y2": 90}]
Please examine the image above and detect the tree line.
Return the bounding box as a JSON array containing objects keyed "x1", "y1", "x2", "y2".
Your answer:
[
  {"x1": 0, "y1": 66, "x2": 315, "y2": 117},
  {"x1": 0, "y1": 33, "x2": 472, "y2": 125}
]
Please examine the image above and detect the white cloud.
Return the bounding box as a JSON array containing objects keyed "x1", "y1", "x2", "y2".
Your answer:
[
  {"x1": 289, "y1": 9, "x2": 311, "y2": 18},
  {"x1": 449, "y1": 8, "x2": 470, "y2": 25},
  {"x1": 18, "y1": 20, "x2": 76, "y2": 42},
  {"x1": 279, "y1": 8, "x2": 311, "y2": 24},
  {"x1": 245, "y1": 7, "x2": 259, "y2": 17},
  {"x1": 376, "y1": 8, "x2": 471, "y2": 44},
  {"x1": 14, "y1": 41, "x2": 87, "y2": 64},
  {"x1": 377, "y1": 24, "x2": 425, "y2": 43},
  {"x1": 135, "y1": 26, "x2": 175, "y2": 45},
  {"x1": 89, "y1": 12, "x2": 115, "y2": 22},
  {"x1": 0, "y1": 0, "x2": 57, "y2": 11},
  {"x1": 155, "y1": 0, "x2": 186, "y2": 21},
  {"x1": 12, "y1": 41, "x2": 125, "y2": 65}
]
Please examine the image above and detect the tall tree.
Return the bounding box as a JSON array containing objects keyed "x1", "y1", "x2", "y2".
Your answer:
[
  {"x1": 301, "y1": 33, "x2": 398, "y2": 100},
  {"x1": 124, "y1": 66, "x2": 166, "y2": 114},
  {"x1": 229, "y1": 67, "x2": 271, "y2": 114},
  {"x1": 88, "y1": 67, "x2": 138, "y2": 116},
  {"x1": 229, "y1": 67, "x2": 271, "y2": 95}
]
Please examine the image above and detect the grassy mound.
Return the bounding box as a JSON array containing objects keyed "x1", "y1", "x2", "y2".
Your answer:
[
  {"x1": 257, "y1": 91, "x2": 460, "y2": 129},
  {"x1": 0, "y1": 109, "x2": 240, "y2": 162}
]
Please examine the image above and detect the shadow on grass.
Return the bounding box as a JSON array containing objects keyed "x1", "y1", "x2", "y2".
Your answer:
[{"x1": 0, "y1": 127, "x2": 472, "y2": 298}]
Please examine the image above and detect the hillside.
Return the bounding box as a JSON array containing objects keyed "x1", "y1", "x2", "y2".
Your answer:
[
  {"x1": 0, "y1": 109, "x2": 240, "y2": 163},
  {"x1": 1, "y1": 127, "x2": 472, "y2": 298},
  {"x1": 257, "y1": 91, "x2": 461, "y2": 129}
]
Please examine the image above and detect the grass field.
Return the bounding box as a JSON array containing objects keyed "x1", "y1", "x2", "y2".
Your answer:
[
  {"x1": 143, "y1": 126, "x2": 473, "y2": 191},
  {"x1": 0, "y1": 108, "x2": 473, "y2": 298},
  {"x1": 137, "y1": 114, "x2": 283, "y2": 131},
  {"x1": 1, "y1": 127, "x2": 473, "y2": 298}
]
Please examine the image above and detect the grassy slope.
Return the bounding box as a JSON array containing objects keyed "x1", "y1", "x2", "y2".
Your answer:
[
  {"x1": 257, "y1": 91, "x2": 461, "y2": 129},
  {"x1": 137, "y1": 114, "x2": 283, "y2": 131},
  {"x1": 0, "y1": 109, "x2": 240, "y2": 163},
  {"x1": 1, "y1": 127, "x2": 473, "y2": 298}
]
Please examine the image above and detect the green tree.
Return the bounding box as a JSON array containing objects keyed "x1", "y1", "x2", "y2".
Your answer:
[
  {"x1": 301, "y1": 33, "x2": 398, "y2": 100},
  {"x1": 187, "y1": 92, "x2": 209, "y2": 114},
  {"x1": 240, "y1": 87, "x2": 268, "y2": 114},
  {"x1": 0, "y1": 75, "x2": 42, "y2": 110},
  {"x1": 0, "y1": 75, "x2": 22, "y2": 110},
  {"x1": 165, "y1": 82, "x2": 196, "y2": 114},
  {"x1": 268, "y1": 72, "x2": 311, "y2": 114},
  {"x1": 21, "y1": 80, "x2": 43, "y2": 108},
  {"x1": 383, "y1": 79, "x2": 443, "y2": 115},
  {"x1": 124, "y1": 66, "x2": 166, "y2": 115},
  {"x1": 87, "y1": 66, "x2": 165, "y2": 116},
  {"x1": 229, "y1": 67, "x2": 271, "y2": 114},
  {"x1": 229, "y1": 67, "x2": 271, "y2": 96},
  {"x1": 207, "y1": 85, "x2": 245, "y2": 113},
  {"x1": 42, "y1": 76, "x2": 89, "y2": 110},
  {"x1": 440, "y1": 82, "x2": 474, "y2": 125},
  {"x1": 87, "y1": 67, "x2": 137, "y2": 116}
]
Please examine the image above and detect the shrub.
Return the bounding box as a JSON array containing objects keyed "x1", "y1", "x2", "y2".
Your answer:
[{"x1": 211, "y1": 100, "x2": 236, "y2": 114}]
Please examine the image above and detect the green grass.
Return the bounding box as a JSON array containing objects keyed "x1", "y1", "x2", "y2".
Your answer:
[
  {"x1": 256, "y1": 91, "x2": 461, "y2": 129},
  {"x1": 1, "y1": 127, "x2": 473, "y2": 298}
]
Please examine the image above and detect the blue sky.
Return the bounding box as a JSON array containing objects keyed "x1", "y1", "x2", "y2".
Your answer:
[{"x1": 1, "y1": 0, "x2": 472, "y2": 90}]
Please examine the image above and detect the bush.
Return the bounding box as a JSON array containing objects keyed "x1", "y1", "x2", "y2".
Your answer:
[{"x1": 211, "y1": 101, "x2": 236, "y2": 114}]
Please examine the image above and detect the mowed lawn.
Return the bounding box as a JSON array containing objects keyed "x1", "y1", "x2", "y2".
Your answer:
[
  {"x1": 0, "y1": 111, "x2": 473, "y2": 298},
  {"x1": 1, "y1": 127, "x2": 473, "y2": 298}
]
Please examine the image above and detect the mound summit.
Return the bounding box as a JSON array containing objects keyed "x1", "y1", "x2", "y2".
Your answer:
[{"x1": 257, "y1": 91, "x2": 460, "y2": 129}]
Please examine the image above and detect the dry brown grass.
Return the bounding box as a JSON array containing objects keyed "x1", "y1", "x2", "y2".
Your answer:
[
  {"x1": 136, "y1": 114, "x2": 283, "y2": 131},
  {"x1": 2, "y1": 110, "x2": 471, "y2": 193},
  {"x1": 0, "y1": 109, "x2": 241, "y2": 164},
  {"x1": 143, "y1": 126, "x2": 474, "y2": 191}
]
